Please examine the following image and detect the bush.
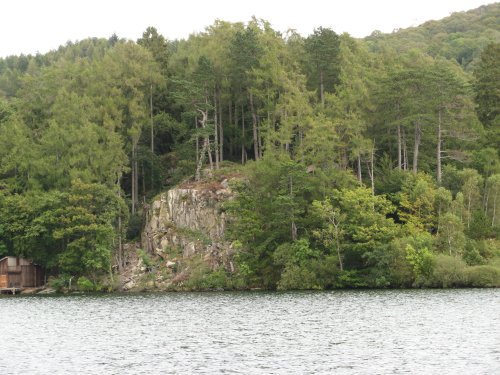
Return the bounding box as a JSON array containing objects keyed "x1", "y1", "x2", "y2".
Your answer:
[
  {"x1": 277, "y1": 264, "x2": 320, "y2": 290},
  {"x1": 77, "y1": 276, "x2": 97, "y2": 292},
  {"x1": 464, "y1": 265, "x2": 500, "y2": 287},
  {"x1": 463, "y1": 240, "x2": 486, "y2": 266},
  {"x1": 335, "y1": 270, "x2": 368, "y2": 288},
  {"x1": 430, "y1": 255, "x2": 467, "y2": 287},
  {"x1": 48, "y1": 275, "x2": 70, "y2": 292},
  {"x1": 181, "y1": 257, "x2": 231, "y2": 290}
]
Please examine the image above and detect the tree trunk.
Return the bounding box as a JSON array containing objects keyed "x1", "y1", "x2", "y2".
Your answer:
[
  {"x1": 195, "y1": 116, "x2": 199, "y2": 165},
  {"x1": 207, "y1": 138, "x2": 213, "y2": 170},
  {"x1": 241, "y1": 104, "x2": 245, "y2": 164},
  {"x1": 320, "y1": 70, "x2": 325, "y2": 107},
  {"x1": 357, "y1": 155, "x2": 362, "y2": 184},
  {"x1": 397, "y1": 124, "x2": 402, "y2": 170},
  {"x1": 195, "y1": 108, "x2": 209, "y2": 181},
  {"x1": 492, "y1": 190, "x2": 497, "y2": 227},
  {"x1": 196, "y1": 139, "x2": 208, "y2": 182},
  {"x1": 437, "y1": 109, "x2": 442, "y2": 184},
  {"x1": 336, "y1": 235, "x2": 343, "y2": 272},
  {"x1": 150, "y1": 84, "x2": 154, "y2": 154},
  {"x1": 131, "y1": 156, "x2": 135, "y2": 215},
  {"x1": 402, "y1": 128, "x2": 408, "y2": 171},
  {"x1": 134, "y1": 157, "x2": 139, "y2": 212},
  {"x1": 229, "y1": 101, "x2": 238, "y2": 162},
  {"x1": 412, "y1": 122, "x2": 421, "y2": 174},
  {"x1": 249, "y1": 92, "x2": 259, "y2": 160},
  {"x1": 467, "y1": 191, "x2": 472, "y2": 229},
  {"x1": 150, "y1": 83, "x2": 154, "y2": 192},
  {"x1": 219, "y1": 91, "x2": 224, "y2": 162},
  {"x1": 290, "y1": 175, "x2": 297, "y2": 241},
  {"x1": 213, "y1": 90, "x2": 219, "y2": 170},
  {"x1": 367, "y1": 146, "x2": 375, "y2": 196},
  {"x1": 142, "y1": 161, "x2": 146, "y2": 196},
  {"x1": 116, "y1": 178, "x2": 123, "y2": 272},
  {"x1": 131, "y1": 141, "x2": 138, "y2": 215}
]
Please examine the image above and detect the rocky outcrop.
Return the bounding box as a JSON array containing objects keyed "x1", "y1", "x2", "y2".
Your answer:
[{"x1": 141, "y1": 178, "x2": 234, "y2": 270}]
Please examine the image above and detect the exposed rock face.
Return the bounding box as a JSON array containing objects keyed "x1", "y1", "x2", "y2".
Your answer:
[{"x1": 141, "y1": 179, "x2": 234, "y2": 269}]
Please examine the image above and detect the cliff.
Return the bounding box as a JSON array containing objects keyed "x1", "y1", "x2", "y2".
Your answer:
[{"x1": 121, "y1": 177, "x2": 236, "y2": 290}]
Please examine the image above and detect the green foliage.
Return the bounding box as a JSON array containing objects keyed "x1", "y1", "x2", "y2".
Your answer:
[
  {"x1": 48, "y1": 276, "x2": 71, "y2": 292},
  {"x1": 474, "y1": 43, "x2": 500, "y2": 128},
  {"x1": 0, "y1": 7, "x2": 498, "y2": 289},
  {"x1": 430, "y1": 254, "x2": 467, "y2": 287},
  {"x1": 464, "y1": 265, "x2": 500, "y2": 287},
  {"x1": 182, "y1": 258, "x2": 230, "y2": 290},
  {"x1": 406, "y1": 244, "x2": 435, "y2": 285},
  {"x1": 77, "y1": 276, "x2": 99, "y2": 292}
]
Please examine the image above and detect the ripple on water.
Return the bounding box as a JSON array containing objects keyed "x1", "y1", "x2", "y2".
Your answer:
[{"x1": 0, "y1": 289, "x2": 499, "y2": 374}]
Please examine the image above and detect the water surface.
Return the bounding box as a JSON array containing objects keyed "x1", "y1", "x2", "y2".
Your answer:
[{"x1": 1, "y1": 289, "x2": 499, "y2": 374}]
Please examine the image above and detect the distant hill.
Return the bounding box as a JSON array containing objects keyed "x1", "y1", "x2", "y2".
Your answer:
[{"x1": 365, "y1": 3, "x2": 500, "y2": 70}]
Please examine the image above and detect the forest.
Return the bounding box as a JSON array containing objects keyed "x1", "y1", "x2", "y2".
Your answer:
[{"x1": 0, "y1": 3, "x2": 499, "y2": 290}]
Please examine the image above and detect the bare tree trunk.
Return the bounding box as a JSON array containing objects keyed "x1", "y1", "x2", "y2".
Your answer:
[
  {"x1": 116, "y1": 177, "x2": 123, "y2": 272},
  {"x1": 142, "y1": 162, "x2": 146, "y2": 196},
  {"x1": 397, "y1": 124, "x2": 402, "y2": 170},
  {"x1": 195, "y1": 108, "x2": 210, "y2": 181},
  {"x1": 492, "y1": 189, "x2": 497, "y2": 227},
  {"x1": 131, "y1": 141, "x2": 137, "y2": 215},
  {"x1": 330, "y1": 214, "x2": 343, "y2": 272},
  {"x1": 219, "y1": 91, "x2": 224, "y2": 162},
  {"x1": 196, "y1": 140, "x2": 208, "y2": 182},
  {"x1": 467, "y1": 191, "x2": 472, "y2": 229},
  {"x1": 413, "y1": 122, "x2": 421, "y2": 174},
  {"x1": 241, "y1": 104, "x2": 245, "y2": 164},
  {"x1": 207, "y1": 139, "x2": 213, "y2": 170},
  {"x1": 150, "y1": 83, "x2": 154, "y2": 192},
  {"x1": 249, "y1": 92, "x2": 259, "y2": 160},
  {"x1": 290, "y1": 176, "x2": 297, "y2": 241},
  {"x1": 258, "y1": 118, "x2": 263, "y2": 159},
  {"x1": 320, "y1": 70, "x2": 325, "y2": 107},
  {"x1": 228, "y1": 100, "x2": 233, "y2": 160},
  {"x1": 213, "y1": 89, "x2": 219, "y2": 169},
  {"x1": 366, "y1": 146, "x2": 375, "y2": 196},
  {"x1": 131, "y1": 159, "x2": 135, "y2": 215},
  {"x1": 195, "y1": 116, "x2": 199, "y2": 165},
  {"x1": 336, "y1": 235, "x2": 343, "y2": 272},
  {"x1": 402, "y1": 128, "x2": 408, "y2": 171},
  {"x1": 134, "y1": 157, "x2": 139, "y2": 212},
  {"x1": 357, "y1": 155, "x2": 362, "y2": 184},
  {"x1": 150, "y1": 84, "x2": 154, "y2": 154},
  {"x1": 437, "y1": 109, "x2": 442, "y2": 184}
]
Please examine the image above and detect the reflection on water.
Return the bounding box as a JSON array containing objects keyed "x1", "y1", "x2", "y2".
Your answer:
[{"x1": 0, "y1": 289, "x2": 499, "y2": 374}]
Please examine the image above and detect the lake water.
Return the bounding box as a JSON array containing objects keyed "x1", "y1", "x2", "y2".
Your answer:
[{"x1": 0, "y1": 289, "x2": 499, "y2": 374}]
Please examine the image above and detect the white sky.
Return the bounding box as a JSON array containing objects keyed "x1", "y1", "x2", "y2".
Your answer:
[{"x1": 0, "y1": 0, "x2": 496, "y2": 57}]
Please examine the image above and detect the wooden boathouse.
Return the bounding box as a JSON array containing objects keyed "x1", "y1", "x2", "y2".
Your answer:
[{"x1": 0, "y1": 256, "x2": 44, "y2": 293}]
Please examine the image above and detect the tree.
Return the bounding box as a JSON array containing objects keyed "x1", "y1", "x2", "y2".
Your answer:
[
  {"x1": 304, "y1": 27, "x2": 340, "y2": 106},
  {"x1": 312, "y1": 198, "x2": 345, "y2": 271},
  {"x1": 229, "y1": 23, "x2": 263, "y2": 161},
  {"x1": 459, "y1": 168, "x2": 483, "y2": 229},
  {"x1": 53, "y1": 180, "x2": 127, "y2": 278},
  {"x1": 436, "y1": 212, "x2": 466, "y2": 256},
  {"x1": 474, "y1": 43, "x2": 500, "y2": 127},
  {"x1": 97, "y1": 42, "x2": 160, "y2": 214}
]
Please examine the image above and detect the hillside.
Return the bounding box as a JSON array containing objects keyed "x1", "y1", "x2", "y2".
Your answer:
[
  {"x1": 365, "y1": 3, "x2": 500, "y2": 70},
  {"x1": 0, "y1": 5, "x2": 499, "y2": 291}
]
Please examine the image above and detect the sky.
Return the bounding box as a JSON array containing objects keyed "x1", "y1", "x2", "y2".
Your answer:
[{"x1": 0, "y1": 0, "x2": 496, "y2": 57}]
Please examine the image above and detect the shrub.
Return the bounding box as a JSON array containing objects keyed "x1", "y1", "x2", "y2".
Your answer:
[
  {"x1": 277, "y1": 263, "x2": 320, "y2": 290},
  {"x1": 464, "y1": 265, "x2": 500, "y2": 287},
  {"x1": 77, "y1": 276, "x2": 96, "y2": 292},
  {"x1": 430, "y1": 255, "x2": 467, "y2": 287},
  {"x1": 48, "y1": 275, "x2": 70, "y2": 292}
]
